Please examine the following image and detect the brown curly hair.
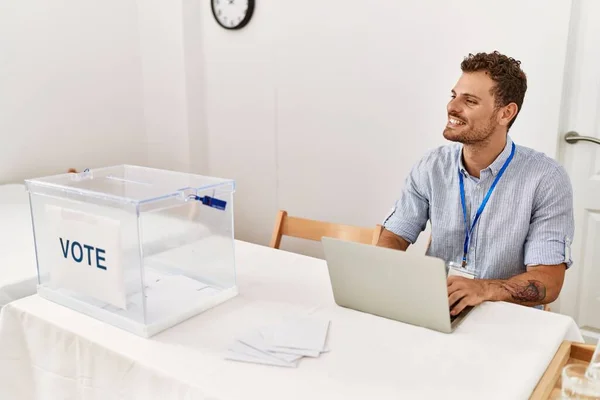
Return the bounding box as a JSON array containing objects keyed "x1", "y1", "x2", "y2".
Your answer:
[{"x1": 461, "y1": 51, "x2": 527, "y2": 129}]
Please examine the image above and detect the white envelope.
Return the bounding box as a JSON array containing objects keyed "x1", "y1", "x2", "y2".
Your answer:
[
  {"x1": 225, "y1": 351, "x2": 299, "y2": 368},
  {"x1": 228, "y1": 340, "x2": 300, "y2": 366},
  {"x1": 236, "y1": 332, "x2": 303, "y2": 363},
  {"x1": 267, "y1": 316, "x2": 330, "y2": 351},
  {"x1": 227, "y1": 314, "x2": 331, "y2": 367}
]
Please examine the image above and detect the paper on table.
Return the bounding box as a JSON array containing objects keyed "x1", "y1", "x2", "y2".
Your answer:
[
  {"x1": 267, "y1": 316, "x2": 330, "y2": 351},
  {"x1": 239, "y1": 329, "x2": 324, "y2": 358},
  {"x1": 226, "y1": 314, "x2": 331, "y2": 367},
  {"x1": 227, "y1": 340, "x2": 300, "y2": 367},
  {"x1": 225, "y1": 351, "x2": 299, "y2": 368},
  {"x1": 236, "y1": 332, "x2": 303, "y2": 363},
  {"x1": 268, "y1": 347, "x2": 321, "y2": 358}
]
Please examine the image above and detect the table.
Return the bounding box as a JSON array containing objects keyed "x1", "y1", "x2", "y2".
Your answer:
[
  {"x1": 0, "y1": 184, "x2": 37, "y2": 308},
  {"x1": 0, "y1": 240, "x2": 584, "y2": 400}
]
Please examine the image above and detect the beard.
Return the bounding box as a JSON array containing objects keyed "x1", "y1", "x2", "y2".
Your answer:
[{"x1": 443, "y1": 112, "x2": 497, "y2": 145}]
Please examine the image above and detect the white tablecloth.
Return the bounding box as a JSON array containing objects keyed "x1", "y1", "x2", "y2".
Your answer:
[
  {"x1": 0, "y1": 184, "x2": 37, "y2": 308},
  {"x1": 0, "y1": 240, "x2": 583, "y2": 400}
]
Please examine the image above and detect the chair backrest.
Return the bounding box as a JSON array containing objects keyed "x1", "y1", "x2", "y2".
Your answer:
[{"x1": 270, "y1": 210, "x2": 382, "y2": 249}]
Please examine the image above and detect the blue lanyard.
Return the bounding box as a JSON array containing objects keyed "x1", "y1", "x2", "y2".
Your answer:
[{"x1": 459, "y1": 142, "x2": 515, "y2": 267}]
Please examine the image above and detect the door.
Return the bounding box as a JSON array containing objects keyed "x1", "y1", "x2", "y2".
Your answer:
[{"x1": 556, "y1": 0, "x2": 600, "y2": 342}]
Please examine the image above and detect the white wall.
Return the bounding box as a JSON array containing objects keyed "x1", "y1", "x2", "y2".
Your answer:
[
  {"x1": 0, "y1": 0, "x2": 148, "y2": 183},
  {"x1": 0, "y1": 0, "x2": 207, "y2": 184},
  {"x1": 137, "y1": 0, "x2": 200, "y2": 173},
  {"x1": 202, "y1": 1, "x2": 278, "y2": 246},
  {"x1": 0, "y1": 1, "x2": 574, "y2": 260},
  {"x1": 200, "y1": 0, "x2": 573, "y2": 257},
  {"x1": 182, "y1": 0, "x2": 209, "y2": 176}
]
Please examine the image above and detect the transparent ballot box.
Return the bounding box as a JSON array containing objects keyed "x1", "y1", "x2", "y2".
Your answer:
[{"x1": 25, "y1": 165, "x2": 237, "y2": 337}]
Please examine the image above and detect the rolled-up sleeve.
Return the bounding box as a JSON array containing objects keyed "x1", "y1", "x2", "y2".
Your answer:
[
  {"x1": 524, "y1": 165, "x2": 575, "y2": 268},
  {"x1": 382, "y1": 159, "x2": 430, "y2": 244}
]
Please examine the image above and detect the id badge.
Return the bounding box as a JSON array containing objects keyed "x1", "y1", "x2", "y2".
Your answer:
[{"x1": 447, "y1": 261, "x2": 476, "y2": 279}]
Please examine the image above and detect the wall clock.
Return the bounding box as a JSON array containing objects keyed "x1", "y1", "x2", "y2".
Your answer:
[{"x1": 211, "y1": 0, "x2": 255, "y2": 30}]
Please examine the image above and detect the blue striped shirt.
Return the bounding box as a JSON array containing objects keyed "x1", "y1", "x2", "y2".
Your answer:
[{"x1": 383, "y1": 135, "x2": 574, "y2": 280}]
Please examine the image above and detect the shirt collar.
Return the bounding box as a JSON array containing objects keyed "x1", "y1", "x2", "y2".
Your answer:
[
  {"x1": 458, "y1": 135, "x2": 514, "y2": 177},
  {"x1": 488, "y1": 135, "x2": 514, "y2": 176}
]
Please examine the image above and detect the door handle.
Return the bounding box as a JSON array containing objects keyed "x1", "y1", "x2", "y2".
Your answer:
[{"x1": 564, "y1": 131, "x2": 600, "y2": 145}]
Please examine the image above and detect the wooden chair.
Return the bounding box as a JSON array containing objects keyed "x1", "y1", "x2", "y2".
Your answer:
[{"x1": 269, "y1": 210, "x2": 383, "y2": 249}]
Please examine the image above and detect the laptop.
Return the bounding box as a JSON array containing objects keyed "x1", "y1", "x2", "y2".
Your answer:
[{"x1": 321, "y1": 237, "x2": 474, "y2": 333}]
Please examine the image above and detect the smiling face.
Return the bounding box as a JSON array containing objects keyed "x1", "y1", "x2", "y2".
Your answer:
[{"x1": 443, "y1": 71, "x2": 501, "y2": 145}]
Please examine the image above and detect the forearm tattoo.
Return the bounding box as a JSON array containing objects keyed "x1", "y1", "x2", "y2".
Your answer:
[{"x1": 501, "y1": 280, "x2": 547, "y2": 303}]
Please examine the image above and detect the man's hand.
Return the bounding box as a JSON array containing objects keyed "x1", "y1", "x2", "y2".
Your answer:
[
  {"x1": 447, "y1": 264, "x2": 566, "y2": 315},
  {"x1": 447, "y1": 276, "x2": 490, "y2": 316}
]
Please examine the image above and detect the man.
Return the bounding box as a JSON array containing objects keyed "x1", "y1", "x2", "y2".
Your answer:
[{"x1": 377, "y1": 51, "x2": 574, "y2": 317}]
